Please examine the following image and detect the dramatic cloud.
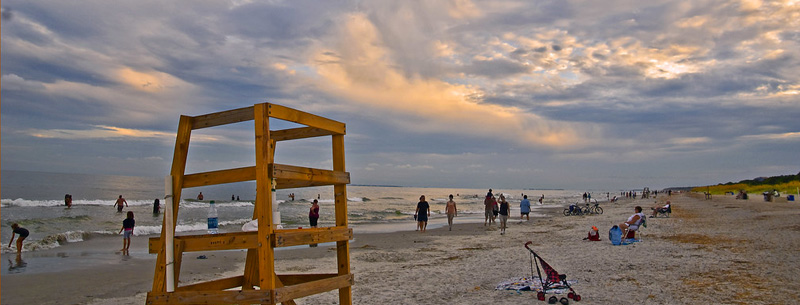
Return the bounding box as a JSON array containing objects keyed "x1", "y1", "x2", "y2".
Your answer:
[{"x1": 2, "y1": 0, "x2": 799, "y2": 189}]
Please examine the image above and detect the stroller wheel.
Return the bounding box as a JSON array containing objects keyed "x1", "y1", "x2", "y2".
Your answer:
[
  {"x1": 568, "y1": 292, "x2": 575, "y2": 299},
  {"x1": 548, "y1": 296, "x2": 558, "y2": 304},
  {"x1": 537, "y1": 292, "x2": 545, "y2": 301},
  {"x1": 573, "y1": 295, "x2": 581, "y2": 301}
]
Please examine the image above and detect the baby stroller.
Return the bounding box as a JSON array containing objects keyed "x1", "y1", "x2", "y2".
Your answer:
[{"x1": 524, "y1": 242, "x2": 581, "y2": 303}]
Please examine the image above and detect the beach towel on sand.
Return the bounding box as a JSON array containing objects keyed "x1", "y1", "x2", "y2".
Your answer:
[{"x1": 495, "y1": 276, "x2": 578, "y2": 293}]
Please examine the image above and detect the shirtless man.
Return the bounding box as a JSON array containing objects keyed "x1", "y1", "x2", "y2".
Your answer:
[
  {"x1": 114, "y1": 195, "x2": 128, "y2": 212},
  {"x1": 445, "y1": 194, "x2": 458, "y2": 231}
]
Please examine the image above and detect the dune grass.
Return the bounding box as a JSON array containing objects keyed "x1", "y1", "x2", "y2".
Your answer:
[{"x1": 692, "y1": 181, "x2": 800, "y2": 195}]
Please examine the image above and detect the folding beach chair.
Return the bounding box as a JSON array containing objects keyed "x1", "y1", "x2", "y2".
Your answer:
[{"x1": 524, "y1": 242, "x2": 581, "y2": 303}]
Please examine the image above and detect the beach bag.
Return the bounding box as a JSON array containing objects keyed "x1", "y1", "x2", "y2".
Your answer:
[
  {"x1": 609, "y1": 225, "x2": 622, "y2": 245},
  {"x1": 584, "y1": 226, "x2": 601, "y2": 241}
]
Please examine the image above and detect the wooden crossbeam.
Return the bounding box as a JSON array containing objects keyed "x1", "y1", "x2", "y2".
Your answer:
[
  {"x1": 148, "y1": 227, "x2": 353, "y2": 253},
  {"x1": 267, "y1": 104, "x2": 346, "y2": 134},
  {"x1": 191, "y1": 106, "x2": 255, "y2": 130},
  {"x1": 182, "y1": 167, "x2": 256, "y2": 188},
  {"x1": 175, "y1": 276, "x2": 245, "y2": 292},
  {"x1": 148, "y1": 232, "x2": 258, "y2": 253},
  {"x1": 272, "y1": 164, "x2": 350, "y2": 187},
  {"x1": 146, "y1": 290, "x2": 273, "y2": 305},
  {"x1": 180, "y1": 164, "x2": 349, "y2": 189},
  {"x1": 275, "y1": 274, "x2": 354, "y2": 303},
  {"x1": 276, "y1": 273, "x2": 339, "y2": 286},
  {"x1": 274, "y1": 227, "x2": 353, "y2": 248},
  {"x1": 271, "y1": 127, "x2": 337, "y2": 142}
]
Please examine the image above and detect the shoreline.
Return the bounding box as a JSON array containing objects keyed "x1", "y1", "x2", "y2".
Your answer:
[
  {"x1": 0, "y1": 204, "x2": 563, "y2": 304},
  {"x1": 4, "y1": 194, "x2": 799, "y2": 304}
]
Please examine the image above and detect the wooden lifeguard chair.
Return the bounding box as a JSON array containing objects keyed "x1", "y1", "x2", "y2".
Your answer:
[{"x1": 147, "y1": 103, "x2": 353, "y2": 305}]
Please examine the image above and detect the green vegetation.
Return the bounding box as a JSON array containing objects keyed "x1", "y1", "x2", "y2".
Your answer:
[{"x1": 691, "y1": 171, "x2": 800, "y2": 195}]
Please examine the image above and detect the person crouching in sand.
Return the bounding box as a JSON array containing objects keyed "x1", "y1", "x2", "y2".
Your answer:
[
  {"x1": 119, "y1": 211, "x2": 135, "y2": 254},
  {"x1": 8, "y1": 223, "x2": 29, "y2": 257}
]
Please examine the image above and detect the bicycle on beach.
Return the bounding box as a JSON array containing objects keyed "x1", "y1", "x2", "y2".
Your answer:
[
  {"x1": 563, "y1": 202, "x2": 584, "y2": 216},
  {"x1": 585, "y1": 200, "x2": 603, "y2": 215},
  {"x1": 563, "y1": 200, "x2": 603, "y2": 216}
]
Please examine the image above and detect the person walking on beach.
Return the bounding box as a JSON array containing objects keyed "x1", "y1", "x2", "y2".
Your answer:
[
  {"x1": 539, "y1": 194, "x2": 544, "y2": 205},
  {"x1": 484, "y1": 194, "x2": 495, "y2": 226},
  {"x1": 8, "y1": 223, "x2": 29, "y2": 256},
  {"x1": 309, "y1": 199, "x2": 320, "y2": 228},
  {"x1": 119, "y1": 211, "x2": 135, "y2": 254},
  {"x1": 498, "y1": 195, "x2": 510, "y2": 234},
  {"x1": 520, "y1": 195, "x2": 531, "y2": 221},
  {"x1": 445, "y1": 194, "x2": 458, "y2": 231},
  {"x1": 114, "y1": 195, "x2": 128, "y2": 212},
  {"x1": 309, "y1": 199, "x2": 321, "y2": 247},
  {"x1": 491, "y1": 195, "x2": 499, "y2": 224},
  {"x1": 415, "y1": 195, "x2": 430, "y2": 232}
]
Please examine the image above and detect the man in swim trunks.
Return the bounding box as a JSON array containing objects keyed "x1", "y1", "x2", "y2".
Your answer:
[
  {"x1": 445, "y1": 194, "x2": 458, "y2": 231},
  {"x1": 114, "y1": 195, "x2": 128, "y2": 212},
  {"x1": 8, "y1": 223, "x2": 29, "y2": 256}
]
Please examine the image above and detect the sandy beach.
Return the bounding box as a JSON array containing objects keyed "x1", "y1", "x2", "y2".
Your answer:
[{"x1": 3, "y1": 192, "x2": 800, "y2": 304}]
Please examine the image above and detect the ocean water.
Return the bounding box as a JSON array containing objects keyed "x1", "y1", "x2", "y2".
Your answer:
[{"x1": 1, "y1": 170, "x2": 605, "y2": 254}]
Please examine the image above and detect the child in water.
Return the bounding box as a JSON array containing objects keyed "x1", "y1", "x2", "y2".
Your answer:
[{"x1": 119, "y1": 211, "x2": 135, "y2": 254}]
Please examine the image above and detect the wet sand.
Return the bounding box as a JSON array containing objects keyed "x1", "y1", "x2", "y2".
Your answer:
[{"x1": 3, "y1": 193, "x2": 800, "y2": 304}]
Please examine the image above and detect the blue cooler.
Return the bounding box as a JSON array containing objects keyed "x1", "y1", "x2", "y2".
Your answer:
[{"x1": 788, "y1": 195, "x2": 795, "y2": 201}]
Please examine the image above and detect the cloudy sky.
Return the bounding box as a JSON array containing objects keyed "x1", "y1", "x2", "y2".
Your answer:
[{"x1": 2, "y1": 0, "x2": 799, "y2": 190}]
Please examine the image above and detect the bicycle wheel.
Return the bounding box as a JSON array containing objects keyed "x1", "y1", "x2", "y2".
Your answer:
[{"x1": 596, "y1": 206, "x2": 603, "y2": 214}]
